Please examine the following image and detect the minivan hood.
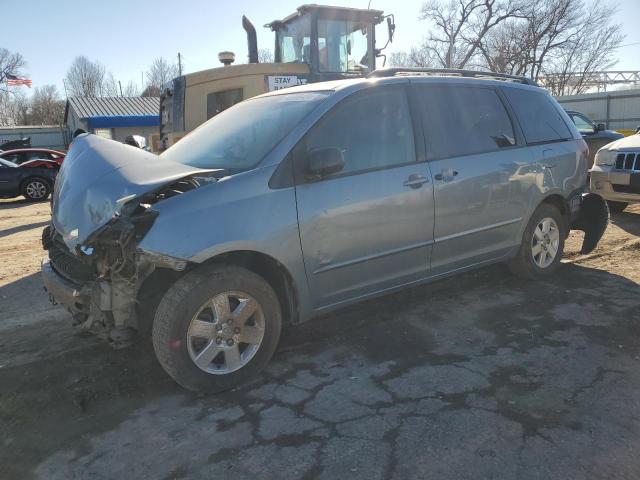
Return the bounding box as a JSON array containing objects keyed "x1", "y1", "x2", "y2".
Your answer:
[
  {"x1": 599, "y1": 134, "x2": 640, "y2": 152},
  {"x1": 52, "y1": 134, "x2": 211, "y2": 251}
]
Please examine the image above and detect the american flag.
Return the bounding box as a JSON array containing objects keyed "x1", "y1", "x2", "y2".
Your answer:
[{"x1": 6, "y1": 74, "x2": 32, "y2": 88}]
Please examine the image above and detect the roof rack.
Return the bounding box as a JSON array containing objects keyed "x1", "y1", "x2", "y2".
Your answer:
[{"x1": 368, "y1": 68, "x2": 538, "y2": 86}]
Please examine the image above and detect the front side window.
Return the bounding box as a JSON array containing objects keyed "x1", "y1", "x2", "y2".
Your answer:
[
  {"x1": 278, "y1": 16, "x2": 312, "y2": 64},
  {"x1": 300, "y1": 87, "x2": 415, "y2": 177},
  {"x1": 416, "y1": 85, "x2": 516, "y2": 159},
  {"x1": 162, "y1": 91, "x2": 330, "y2": 173},
  {"x1": 571, "y1": 113, "x2": 595, "y2": 134},
  {"x1": 317, "y1": 19, "x2": 369, "y2": 73},
  {"x1": 503, "y1": 87, "x2": 572, "y2": 144}
]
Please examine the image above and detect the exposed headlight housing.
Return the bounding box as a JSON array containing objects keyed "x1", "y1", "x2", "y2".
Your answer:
[{"x1": 594, "y1": 149, "x2": 616, "y2": 167}]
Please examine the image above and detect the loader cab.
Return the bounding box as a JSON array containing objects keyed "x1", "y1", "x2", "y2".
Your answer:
[
  {"x1": 268, "y1": 5, "x2": 387, "y2": 81},
  {"x1": 158, "y1": 4, "x2": 393, "y2": 151}
]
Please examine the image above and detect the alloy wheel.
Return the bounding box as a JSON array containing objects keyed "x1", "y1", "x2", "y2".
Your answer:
[
  {"x1": 26, "y1": 180, "x2": 47, "y2": 199},
  {"x1": 186, "y1": 291, "x2": 265, "y2": 375},
  {"x1": 531, "y1": 217, "x2": 560, "y2": 268}
]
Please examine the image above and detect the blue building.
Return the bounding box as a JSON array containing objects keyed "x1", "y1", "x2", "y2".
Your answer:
[{"x1": 64, "y1": 96, "x2": 160, "y2": 149}]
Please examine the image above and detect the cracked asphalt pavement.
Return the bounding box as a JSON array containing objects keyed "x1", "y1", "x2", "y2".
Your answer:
[{"x1": 1, "y1": 200, "x2": 640, "y2": 479}]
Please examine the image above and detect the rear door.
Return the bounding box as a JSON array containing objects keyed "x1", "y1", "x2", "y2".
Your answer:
[
  {"x1": 502, "y1": 87, "x2": 579, "y2": 191},
  {"x1": 413, "y1": 82, "x2": 534, "y2": 274},
  {"x1": 294, "y1": 84, "x2": 435, "y2": 309}
]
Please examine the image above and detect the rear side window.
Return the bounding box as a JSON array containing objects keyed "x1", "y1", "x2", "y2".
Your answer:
[
  {"x1": 503, "y1": 88, "x2": 572, "y2": 143},
  {"x1": 302, "y1": 87, "x2": 416, "y2": 176},
  {"x1": 415, "y1": 85, "x2": 515, "y2": 159}
]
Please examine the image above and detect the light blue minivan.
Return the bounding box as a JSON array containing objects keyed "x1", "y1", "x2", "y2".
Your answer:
[{"x1": 42, "y1": 69, "x2": 608, "y2": 392}]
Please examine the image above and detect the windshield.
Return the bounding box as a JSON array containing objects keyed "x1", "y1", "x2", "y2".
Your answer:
[{"x1": 161, "y1": 91, "x2": 330, "y2": 172}]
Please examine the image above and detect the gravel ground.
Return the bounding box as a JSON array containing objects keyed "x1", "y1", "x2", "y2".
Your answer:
[{"x1": 1, "y1": 199, "x2": 639, "y2": 479}]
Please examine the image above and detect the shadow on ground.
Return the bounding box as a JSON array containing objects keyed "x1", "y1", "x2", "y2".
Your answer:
[
  {"x1": 610, "y1": 208, "x2": 640, "y2": 237},
  {"x1": 2, "y1": 261, "x2": 640, "y2": 479}
]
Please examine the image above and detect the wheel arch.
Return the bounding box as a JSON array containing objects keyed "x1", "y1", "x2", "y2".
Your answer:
[
  {"x1": 138, "y1": 250, "x2": 300, "y2": 331},
  {"x1": 202, "y1": 250, "x2": 300, "y2": 325},
  {"x1": 538, "y1": 193, "x2": 569, "y2": 232}
]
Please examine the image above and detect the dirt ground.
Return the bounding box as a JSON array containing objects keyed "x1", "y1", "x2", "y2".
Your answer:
[{"x1": 1, "y1": 198, "x2": 640, "y2": 479}]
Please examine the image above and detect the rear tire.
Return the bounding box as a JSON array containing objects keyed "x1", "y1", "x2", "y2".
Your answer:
[
  {"x1": 607, "y1": 201, "x2": 628, "y2": 213},
  {"x1": 152, "y1": 264, "x2": 282, "y2": 393},
  {"x1": 21, "y1": 177, "x2": 50, "y2": 201},
  {"x1": 508, "y1": 203, "x2": 567, "y2": 279}
]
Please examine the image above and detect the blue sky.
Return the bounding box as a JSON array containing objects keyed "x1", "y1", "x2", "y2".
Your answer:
[{"x1": 3, "y1": 0, "x2": 640, "y2": 96}]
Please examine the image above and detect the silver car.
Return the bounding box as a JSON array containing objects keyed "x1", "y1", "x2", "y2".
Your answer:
[{"x1": 42, "y1": 71, "x2": 608, "y2": 392}]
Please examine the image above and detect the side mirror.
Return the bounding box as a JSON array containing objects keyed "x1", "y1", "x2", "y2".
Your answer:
[
  {"x1": 596, "y1": 123, "x2": 605, "y2": 132},
  {"x1": 305, "y1": 147, "x2": 345, "y2": 178},
  {"x1": 387, "y1": 17, "x2": 396, "y2": 43}
]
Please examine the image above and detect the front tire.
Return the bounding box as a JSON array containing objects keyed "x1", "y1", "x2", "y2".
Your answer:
[
  {"x1": 607, "y1": 200, "x2": 628, "y2": 213},
  {"x1": 21, "y1": 177, "x2": 50, "y2": 201},
  {"x1": 152, "y1": 264, "x2": 282, "y2": 393},
  {"x1": 508, "y1": 203, "x2": 567, "y2": 279}
]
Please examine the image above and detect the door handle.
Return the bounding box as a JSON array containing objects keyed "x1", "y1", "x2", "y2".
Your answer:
[
  {"x1": 434, "y1": 169, "x2": 458, "y2": 181},
  {"x1": 403, "y1": 174, "x2": 429, "y2": 189}
]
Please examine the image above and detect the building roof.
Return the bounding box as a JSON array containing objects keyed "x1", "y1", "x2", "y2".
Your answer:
[{"x1": 66, "y1": 96, "x2": 160, "y2": 119}]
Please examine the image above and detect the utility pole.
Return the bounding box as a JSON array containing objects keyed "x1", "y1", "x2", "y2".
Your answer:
[
  {"x1": 118, "y1": 80, "x2": 123, "y2": 97},
  {"x1": 178, "y1": 52, "x2": 183, "y2": 76}
]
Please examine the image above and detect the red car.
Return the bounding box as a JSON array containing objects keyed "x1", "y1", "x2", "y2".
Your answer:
[{"x1": 0, "y1": 148, "x2": 65, "y2": 168}]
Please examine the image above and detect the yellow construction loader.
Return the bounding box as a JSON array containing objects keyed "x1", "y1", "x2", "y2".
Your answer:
[{"x1": 157, "y1": 4, "x2": 395, "y2": 150}]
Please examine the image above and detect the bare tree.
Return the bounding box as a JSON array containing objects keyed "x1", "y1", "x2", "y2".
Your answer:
[
  {"x1": 65, "y1": 56, "x2": 106, "y2": 97},
  {"x1": 419, "y1": 0, "x2": 524, "y2": 68},
  {"x1": 389, "y1": 47, "x2": 435, "y2": 68},
  {"x1": 393, "y1": 0, "x2": 623, "y2": 94},
  {"x1": 122, "y1": 81, "x2": 140, "y2": 97},
  {"x1": 0, "y1": 48, "x2": 27, "y2": 95},
  {"x1": 30, "y1": 85, "x2": 65, "y2": 125},
  {"x1": 537, "y1": 2, "x2": 624, "y2": 94},
  {"x1": 0, "y1": 91, "x2": 28, "y2": 125},
  {"x1": 143, "y1": 57, "x2": 178, "y2": 97},
  {"x1": 100, "y1": 72, "x2": 120, "y2": 97}
]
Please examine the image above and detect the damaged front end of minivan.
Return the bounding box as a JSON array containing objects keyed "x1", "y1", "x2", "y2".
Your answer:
[{"x1": 41, "y1": 135, "x2": 217, "y2": 346}]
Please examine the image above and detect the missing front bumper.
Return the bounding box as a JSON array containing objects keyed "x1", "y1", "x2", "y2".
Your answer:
[{"x1": 41, "y1": 257, "x2": 90, "y2": 316}]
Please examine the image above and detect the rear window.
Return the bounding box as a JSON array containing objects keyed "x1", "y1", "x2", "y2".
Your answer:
[{"x1": 503, "y1": 87, "x2": 572, "y2": 144}]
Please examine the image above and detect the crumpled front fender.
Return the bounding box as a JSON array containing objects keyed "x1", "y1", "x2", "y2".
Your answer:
[{"x1": 571, "y1": 193, "x2": 609, "y2": 254}]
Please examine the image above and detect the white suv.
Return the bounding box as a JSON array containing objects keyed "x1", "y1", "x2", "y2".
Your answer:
[{"x1": 591, "y1": 133, "x2": 640, "y2": 212}]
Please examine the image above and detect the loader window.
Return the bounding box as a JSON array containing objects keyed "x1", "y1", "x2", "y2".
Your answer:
[
  {"x1": 207, "y1": 89, "x2": 243, "y2": 119},
  {"x1": 279, "y1": 16, "x2": 312, "y2": 63},
  {"x1": 317, "y1": 19, "x2": 369, "y2": 73}
]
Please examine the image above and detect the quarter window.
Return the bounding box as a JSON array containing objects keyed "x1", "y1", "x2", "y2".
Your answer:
[
  {"x1": 301, "y1": 88, "x2": 416, "y2": 177},
  {"x1": 503, "y1": 87, "x2": 572, "y2": 143},
  {"x1": 416, "y1": 85, "x2": 516, "y2": 159}
]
